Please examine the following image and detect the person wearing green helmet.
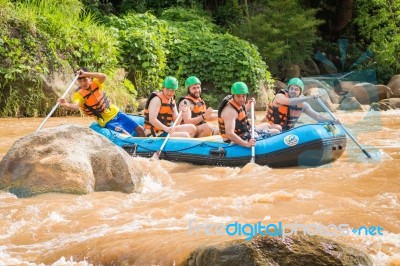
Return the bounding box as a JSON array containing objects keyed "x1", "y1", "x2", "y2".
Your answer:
[
  {"x1": 177, "y1": 76, "x2": 219, "y2": 138},
  {"x1": 263, "y1": 77, "x2": 333, "y2": 131},
  {"x1": 217, "y1": 81, "x2": 281, "y2": 147},
  {"x1": 144, "y1": 76, "x2": 196, "y2": 138}
]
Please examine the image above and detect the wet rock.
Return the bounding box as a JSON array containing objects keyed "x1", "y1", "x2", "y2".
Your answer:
[
  {"x1": 255, "y1": 83, "x2": 274, "y2": 111},
  {"x1": 137, "y1": 98, "x2": 147, "y2": 112},
  {"x1": 387, "y1": 74, "x2": 400, "y2": 98},
  {"x1": 303, "y1": 87, "x2": 338, "y2": 112},
  {"x1": 300, "y1": 59, "x2": 320, "y2": 77},
  {"x1": 338, "y1": 94, "x2": 363, "y2": 111},
  {"x1": 378, "y1": 98, "x2": 400, "y2": 110},
  {"x1": 40, "y1": 68, "x2": 75, "y2": 96},
  {"x1": 184, "y1": 234, "x2": 372, "y2": 266},
  {"x1": 347, "y1": 83, "x2": 393, "y2": 105},
  {"x1": 0, "y1": 125, "x2": 140, "y2": 197},
  {"x1": 303, "y1": 78, "x2": 340, "y2": 104}
]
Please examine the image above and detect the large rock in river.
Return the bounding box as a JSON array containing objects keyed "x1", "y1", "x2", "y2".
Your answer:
[
  {"x1": 184, "y1": 234, "x2": 372, "y2": 266},
  {"x1": 0, "y1": 124, "x2": 141, "y2": 197}
]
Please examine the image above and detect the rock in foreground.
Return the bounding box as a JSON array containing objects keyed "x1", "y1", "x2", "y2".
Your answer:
[
  {"x1": 0, "y1": 124, "x2": 141, "y2": 197},
  {"x1": 184, "y1": 234, "x2": 372, "y2": 266}
]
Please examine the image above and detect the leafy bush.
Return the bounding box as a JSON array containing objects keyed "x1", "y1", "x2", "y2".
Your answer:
[
  {"x1": 353, "y1": 0, "x2": 400, "y2": 82},
  {"x1": 106, "y1": 13, "x2": 168, "y2": 98},
  {"x1": 0, "y1": 0, "x2": 123, "y2": 117},
  {"x1": 165, "y1": 28, "x2": 270, "y2": 107},
  {"x1": 106, "y1": 9, "x2": 271, "y2": 108},
  {"x1": 229, "y1": 0, "x2": 322, "y2": 78}
]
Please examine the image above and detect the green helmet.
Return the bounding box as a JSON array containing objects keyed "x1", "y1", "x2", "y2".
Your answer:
[
  {"x1": 185, "y1": 76, "x2": 201, "y2": 89},
  {"x1": 162, "y1": 76, "x2": 179, "y2": 90},
  {"x1": 287, "y1": 78, "x2": 304, "y2": 92},
  {"x1": 231, "y1": 82, "x2": 249, "y2": 95}
]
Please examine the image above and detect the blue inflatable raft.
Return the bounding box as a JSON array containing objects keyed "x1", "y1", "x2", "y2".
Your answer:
[{"x1": 90, "y1": 115, "x2": 346, "y2": 168}]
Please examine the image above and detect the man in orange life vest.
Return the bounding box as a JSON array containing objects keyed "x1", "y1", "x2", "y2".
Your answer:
[
  {"x1": 218, "y1": 82, "x2": 281, "y2": 148},
  {"x1": 144, "y1": 76, "x2": 196, "y2": 138},
  {"x1": 58, "y1": 68, "x2": 145, "y2": 137},
  {"x1": 263, "y1": 78, "x2": 333, "y2": 131},
  {"x1": 178, "y1": 76, "x2": 219, "y2": 138}
]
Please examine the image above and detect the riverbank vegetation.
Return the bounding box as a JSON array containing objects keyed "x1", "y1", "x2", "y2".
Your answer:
[{"x1": 1, "y1": 0, "x2": 400, "y2": 117}]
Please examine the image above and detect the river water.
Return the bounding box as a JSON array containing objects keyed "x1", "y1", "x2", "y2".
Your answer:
[{"x1": 0, "y1": 111, "x2": 399, "y2": 265}]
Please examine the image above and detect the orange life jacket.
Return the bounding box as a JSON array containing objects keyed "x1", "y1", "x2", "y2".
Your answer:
[
  {"x1": 218, "y1": 95, "x2": 250, "y2": 140},
  {"x1": 265, "y1": 89, "x2": 303, "y2": 131},
  {"x1": 178, "y1": 95, "x2": 206, "y2": 125},
  {"x1": 76, "y1": 82, "x2": 110, "y2": 120},
  {"x1": 144, "y1": 92, "x2": 175, "y2": 136}
]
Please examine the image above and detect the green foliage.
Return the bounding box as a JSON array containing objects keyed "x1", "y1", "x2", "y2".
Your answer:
[
  {"x1": 230, "y1": 0, "x2": 322, "y2": 77},
  {"x1": 214, "y1": 0, "x2": 245, "y2": 26},
  {"x1": 353, "y1": 0, "x2": 400, "y2": 82},
  {"x1": 165, "y1": 30, "x2": 270, "y2": 107},
  {"x1": 80, "y1": 0, "x2": 115, "y2": 18},
  {"x1": 118, "y1": 0, "x2": 202, "y2": 15},
  {"x1": 1, "y1": 0, "x2": 277, "y2": 117},
  {"x1": 105, "y1": 10, "x2": 271, "y2": 108},
  {"x1": 104, "y1": 68, "x2": 138, "y2": 113},
  {"x1": 0, "y1": 0, "x2": 123, "y2": 117},
  {"x1": 106, "y1": 13, "x2": 168, "y2": 98}
]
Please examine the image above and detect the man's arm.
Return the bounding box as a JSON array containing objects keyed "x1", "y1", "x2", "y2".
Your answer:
[
  {"x1": 221, "y1": 106, "x2": 254, "y2": 148},
  {"x1": 302, "y1": 102, "x2": 332, "y2": 122},
  {"x1": 275, "y1": 94, "x2": 315, "y2": 106},
  {"x1": 58, "y1": 92, "x2": 81, "y2": 111},
  {"x1": 58, "y1": 98, "x2": 80, "y2": 111},
  {"x1": 79, "y1": 70, "x2": 106, "y2": 84}
]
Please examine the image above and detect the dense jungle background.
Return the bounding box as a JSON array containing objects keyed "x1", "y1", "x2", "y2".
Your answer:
[{"x1": 1, "y1": 0, "x2": 399, "y2": 117}]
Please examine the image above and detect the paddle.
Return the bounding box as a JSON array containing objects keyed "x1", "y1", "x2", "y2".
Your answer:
[
  {"x1": 250, "y1": 100, "x2": 255, "y2": 163},
  {"x1": 316, "y1": 97, "x2": 372, "y2": 159},
  {"x1": 36, "y1": 74, "x2": 79, "y2": 131},
  {"x1": 152, "y1": 109, "x2": 184, "y2": 159}
]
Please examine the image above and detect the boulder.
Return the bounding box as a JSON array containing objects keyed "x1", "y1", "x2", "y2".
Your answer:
[
  {"x1": 302, "y1": 78, "x2": 340, "y2": 104},
  {"x1": 336, "y1": 80, "x2": 356, "y2": 94},
  {"x1": 281, "y1": 64, "x2": 301, "y2": 80},
  {"x1": 40, "y1": 67, "x2": 75, "y2": 96},
  {"x1": 0, "y1": 125, "x2": 141, "y2": 197},
  {"x1": 347, "y1": 83, "x2": 393, "y2": 105},
  {"x1": 255, "y1": 83, "x2": 273, "y2": 111},
  {"x1": 378, "y1": 98, "x2": 400, "y2": 110},
  {"x1": 137, "y1": 98, "x2": 147, "y2": 112},
  {"x1": 273, "y1": 80, "x2": 287, "y2": 95},
  {"x1": 316, "y1": 58, "x2": 338, "y2": 75},
  {"x1": 338, "y1": 95, "x2": 363, "y2": 111},
  {"x1": 303, "y1": 87, "x2": 338, "y2": 112},
  {"x1": 184, "y1": 234, "x2": 372, "y2": 266},
  {"x1": 387, "y1": 74, "x2": 400, "y2": 98},
  {"x1": 300, "y1": 59, "x2": 320, "y2": 77}
]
